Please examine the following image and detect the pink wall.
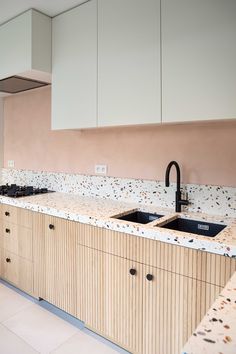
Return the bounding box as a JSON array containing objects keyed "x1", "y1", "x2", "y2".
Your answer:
[{"x1": 3, "y1": 86, "x2": 236, "y2": 187}]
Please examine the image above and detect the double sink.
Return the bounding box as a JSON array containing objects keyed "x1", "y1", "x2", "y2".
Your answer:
[{"x1": 113, "y1": 211, "x2": 226, "y2": 238}]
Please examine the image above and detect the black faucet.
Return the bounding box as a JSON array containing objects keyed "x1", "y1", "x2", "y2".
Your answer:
[{"x1": 165, "y1": 161, "x2": 189, "y2": 212}]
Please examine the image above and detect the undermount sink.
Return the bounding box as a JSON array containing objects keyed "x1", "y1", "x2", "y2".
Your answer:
[
  {"x1": 159, "y1": 217, "x2": 226, "y2": 237},
  {"x1": 114, "y1": 211, "x2": 164, "y2": 224}
]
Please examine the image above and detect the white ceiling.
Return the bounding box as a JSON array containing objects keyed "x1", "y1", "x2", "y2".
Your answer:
[{"x1": 0, "y1": 0, "x2": 87, "y2": 25}]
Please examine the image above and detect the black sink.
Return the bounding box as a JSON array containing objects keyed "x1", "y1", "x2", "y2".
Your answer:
[
  {"x1": 115, "y1": 211, "x2": 164, "y2": 224},
  {"x1": 160, "y1": 218, "x2": 226, "y2": 237}
]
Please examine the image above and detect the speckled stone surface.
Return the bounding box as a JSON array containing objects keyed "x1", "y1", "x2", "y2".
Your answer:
[
  {"x1": 182, "y1": 272, "x2": 236, "y2": 354},
  {"x1": 2, "y1": 168, "x2": 236, "y2": 217},
  {"x1": 0, "y1": 192, "x2": 236, "y2": 258}
]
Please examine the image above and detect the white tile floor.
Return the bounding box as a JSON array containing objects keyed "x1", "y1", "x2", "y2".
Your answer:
[{"x1": 0, "y1": 281, "x2": 130, "y2": 354}]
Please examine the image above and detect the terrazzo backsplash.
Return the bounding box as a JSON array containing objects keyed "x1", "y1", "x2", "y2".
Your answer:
[{"x1": 1, "y1": 168, "x2": 236, "y2": 217}]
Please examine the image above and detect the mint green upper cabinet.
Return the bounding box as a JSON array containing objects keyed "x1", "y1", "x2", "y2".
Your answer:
[
  {"x1": 52, "y1": 1, "x2": 97, "y2": 130},
  {"x1": 162, "y1": 0, "x2": 236, "y2": 123},
  {"x1": 98, "y1": 0, "x2": 161, "y2": 127},
  {"x1": 0, "y1": 10, "x2": 51, "y2": 82}
]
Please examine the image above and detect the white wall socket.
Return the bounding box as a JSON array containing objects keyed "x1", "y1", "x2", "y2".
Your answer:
[
  {"x1": 7, "y1": 160, "x2": 15, "y2": 168},
  {"x1": 95, "y1": 164, "x2": 107, "y2": 175}
]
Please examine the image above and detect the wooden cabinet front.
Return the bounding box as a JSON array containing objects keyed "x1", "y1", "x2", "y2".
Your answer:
[
  {"x1": 142, "y1": 265, "x2": 221, "y2": 354},
  {"x1": 0, "y1": 208, "x2": 232, "y2": 354},
  {"x1": 1, "y1": 221, "x2": 32, "y2": 260},
  {"x1": 33, "y1": 213, "x2": 77, "y2": 316},
  {"x1": 0, "y1": 205, "x2": 33, "y2": 294},
  {"x1": 76, "y1": 223, "x2": 230, "y2": 354},
  {"x1": 0, "y1": 249, "x2": 33, "y2": 294},
  {"x1": 77, "y1": 244, "x2": 143, "y2": 353}
]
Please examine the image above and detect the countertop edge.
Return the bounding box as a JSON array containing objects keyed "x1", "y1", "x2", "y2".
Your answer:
[{"x1": 0, "y1": 194, "x2": 236, "y2": 258}]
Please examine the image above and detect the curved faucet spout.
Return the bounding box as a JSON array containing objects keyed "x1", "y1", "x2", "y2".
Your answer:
[
  {"x1": 165, "y1": 161, "x2": 181, "y2": 192},
  {"x1": 165, "y1": 161, "x2": 189, "y2": 212}
]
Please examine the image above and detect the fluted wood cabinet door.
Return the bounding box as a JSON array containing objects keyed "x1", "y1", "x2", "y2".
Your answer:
[
  {"x1": 142, "y1": 266, "x2": 222, "y2": 354},
  {"x1": 77, "y1": 245, "x2": 106, "y2": 326},
  {"x1": 104, "y1": 252, "x2": 143, "y2": 353},
  {"x1": 77, "y1": 245, "x2": 143, "y2": 354},
  {"x1": 33, "y1": 213, "x2": 77, "y2": 316}
]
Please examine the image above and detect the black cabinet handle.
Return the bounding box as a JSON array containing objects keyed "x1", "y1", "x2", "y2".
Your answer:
[
  {"x1": 146, "y1": 274, "x2": 154, "y2": 281},
  {"x1": 5, "y1": 211, "x2": 10, "y2": 216},
  {"x1": 6, "y1": 258, "x2": 11, "y2": 263},
  {"x1": 5, "y1": 228, "x2": 10, "y2": 234},
  {"x1": 129, "y1": 268, "x2": 136, "y2": 276},
  {"x1": 49, "y1": 224, "x2": 55, "y2": 230}
]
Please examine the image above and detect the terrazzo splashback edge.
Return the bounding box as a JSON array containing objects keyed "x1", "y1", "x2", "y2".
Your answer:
[{"x1": 1, "y1": 168, "x2": 236, "y2": 217}]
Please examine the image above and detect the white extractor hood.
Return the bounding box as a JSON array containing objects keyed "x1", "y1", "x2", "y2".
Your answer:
[{"x1": 0, "y1": 9, "x2": 52, "y2": 96}]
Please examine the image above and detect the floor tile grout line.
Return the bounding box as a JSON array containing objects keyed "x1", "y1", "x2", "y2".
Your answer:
[
  {"x1": 1, "y1": 302, "x2": 37, "y2": 325},
  {"x1": 0, "y1": 322, "x2": 40, "y2": 354},
  {"x1": 0, "y1": 281, "x2": 129, "y2": 354},
  {"x1": 0, "y1": 279, "x2": 39, "y2": 303},
  {"x1": 82, "y1": 327, "x2": 131, "y2": 354},
  {"x1": 1, "y1": 301, "x2": 78, "y2": 354},
  {"x1": 48, "y1": 331, "x2": 80, "y2": 354}
]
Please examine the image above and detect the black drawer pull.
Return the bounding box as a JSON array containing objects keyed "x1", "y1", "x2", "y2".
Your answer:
[
  {"x1": 49, "y1": 224, "x2": 55, "y2": 230},
  {"x1": 146, "y1": 274, "x2": 154, "y2": 281},
  {"x1": 129, "y1": 268, "x2": 136, "y2": 276},
  {"x1": 6, "y1": 258, "x2": 11, "y2": 263},
  {"x1": 5, "y1": 228, "x2": 10, "y2": 234},
  {"x1": 5, "y1": 211, "x2": 10, "y2": 216}
]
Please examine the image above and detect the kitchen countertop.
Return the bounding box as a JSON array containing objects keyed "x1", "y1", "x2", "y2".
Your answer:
[
  {"x1": 0, "y1": 192, "x2": 236, "y2": 257},
  {"x1": 182, "y1": 271, "x2": 236, "y2": 354}
]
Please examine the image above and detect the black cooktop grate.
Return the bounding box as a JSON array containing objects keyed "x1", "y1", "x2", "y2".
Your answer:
[{"x1": 0, "y1": 184, "x2": 53, "y2": 198}]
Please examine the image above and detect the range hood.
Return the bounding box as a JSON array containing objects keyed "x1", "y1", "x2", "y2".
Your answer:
[
  {"x1": 0, "y1": 76, "x2": 50, "y2": 94},
  {"x1": 0, "y1": 9, "x2": 52, "y2": 96}
]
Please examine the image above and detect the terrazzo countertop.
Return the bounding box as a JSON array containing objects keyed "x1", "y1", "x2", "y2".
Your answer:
[
  {"x1": 0, "y1": 192, "x2": 236, "y2": 257},
  {"x1": 182, "y1": 271, "x2": 236, "y2": 354}
]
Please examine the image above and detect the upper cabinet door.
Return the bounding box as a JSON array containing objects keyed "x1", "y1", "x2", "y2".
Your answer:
[
  {"x1": 98, "y1": 0, "x2": 161, "y2": 127},
  {"x1": 162, "y1": 0, "x2": 236, "y2": 123},
  {"x1": 52, "y1": 1, "x2": 97, "y2": 130}
]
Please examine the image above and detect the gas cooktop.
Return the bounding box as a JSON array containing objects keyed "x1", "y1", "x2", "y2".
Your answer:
[{"x1": 0, "y1": 184, "x2": 53, "y2": 198}]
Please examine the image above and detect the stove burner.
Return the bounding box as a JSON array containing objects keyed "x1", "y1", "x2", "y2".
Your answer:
[{"x1": 0, "y1": 184, "x2": 53, "y2": 198}]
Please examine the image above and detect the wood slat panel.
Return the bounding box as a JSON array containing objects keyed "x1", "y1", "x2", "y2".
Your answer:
[
  {"x1": 77, "y1": 245, "x2": 106, "y2": 327},
  {"x1": 33, "y1": 211, "x2": 46, "y2": 298},
  {"x1": 105, "y1": 253, "x2": 143, "y2": 353},
  {"x1": 77, "y1": 244, "x2": 143, "y2": 354},
  {"x1": 33, "y1": 212, "x2": 77, "y2": 316},
  {"x1": 143, "y1": 266, "x2": 222, "y2": 354},
  {"x1": 76, "y1": 223, "x2": 236, "y2": 286}
]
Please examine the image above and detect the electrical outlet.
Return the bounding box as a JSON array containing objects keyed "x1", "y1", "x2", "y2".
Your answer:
[
  {"x1": 95, "y1": 164, "x2": 107, "y2": 175},
  {"x1": 7, "y1": 160, "x2": 15, "y2": 168}
]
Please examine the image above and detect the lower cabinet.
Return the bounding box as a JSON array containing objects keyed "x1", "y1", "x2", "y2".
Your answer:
[
  {"x1": 0, "y1": 208, "x2": 229, "y2": 354},
  {"x1": 0, "y1": 249, "x2": 33, "y2": 294},
  {"x1": 33, "y1": 213, "x2": 77, "y2": 316},
  {"x1": 142, "y1": 265, "x2": 221, "y2": 354},
  {"x1": 77, "y1": 244, "x2": 222, "y2": 354},
  {"x1": 77, "y1": 245, "x2": 143, "y2": 353},
  {"x1": 0, "y1": 205, "x2": 33, "y2": 295}
]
